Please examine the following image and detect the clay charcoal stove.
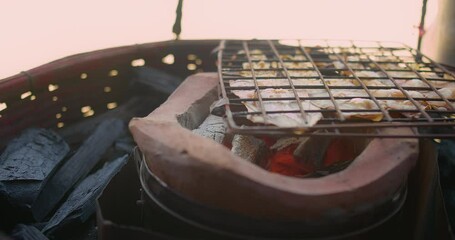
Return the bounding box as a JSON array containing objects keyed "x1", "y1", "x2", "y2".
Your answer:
[
  {"x1": 130, "y1": 73, "x2": 419, "y2": 239},
  {"x1": 128, "y1": 40, "x2": 455, "y2": 239}
]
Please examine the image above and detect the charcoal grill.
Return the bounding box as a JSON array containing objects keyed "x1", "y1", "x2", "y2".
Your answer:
[
  {"x1": 218, "y1": 39, "x2": 455, "y2": 138},
  {"x1": 129, "y1": 72, "x2": 420, "y2": 239},
  {"x1": 0, "y1": 39, "x2": 452, "y2": 239}
]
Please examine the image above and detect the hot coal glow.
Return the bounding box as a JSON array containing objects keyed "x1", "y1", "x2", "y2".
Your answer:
[{"x1": 264, "y1": 137, "x2": 360, "y2": 177}]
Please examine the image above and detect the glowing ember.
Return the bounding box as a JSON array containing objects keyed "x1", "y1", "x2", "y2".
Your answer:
[{"x1": 265, "y1": 138, "x2": 357, "y2": 177}]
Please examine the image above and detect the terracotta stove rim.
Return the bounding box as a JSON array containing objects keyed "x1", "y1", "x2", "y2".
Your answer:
[{"x1": 131, "y1": 114, "x2": 416, "y2": 195}]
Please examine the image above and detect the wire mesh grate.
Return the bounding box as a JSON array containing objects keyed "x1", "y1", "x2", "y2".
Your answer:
[{"x1": 217, "y1": 39, "x2": 455, "y2": 138}]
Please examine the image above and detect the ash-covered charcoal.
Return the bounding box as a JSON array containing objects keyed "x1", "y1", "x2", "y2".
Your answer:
[
  {"x1": 32, "y1": 119, "x2": 125, "y2": 221},
  {"x1": 0, "y1": 129, "x2": 69, "y2": 206},
  {"x1": 209, "y1": 98, "x2": 228, "y2": 117},
  {"x1": 130, "y1": 67, "x2": 183, "y2": 95},
  {"x1": 192, "y1": 115, "x2": 226, "y2": 143},
  {"x1": 42, "y1": 154, "x2": 128, "y2": 234},
  {"x1": 11, "y1": 224, "x2": 48, "y2": 240},
  {"x1": 231, "y1": 135, "x2": 268, "y2": 164}
]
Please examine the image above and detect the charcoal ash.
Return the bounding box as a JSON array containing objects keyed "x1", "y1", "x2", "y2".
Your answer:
[
  {"x1": 231, "y1": 134, "x2": 269, "y2": 165},
  {"x1": 192, "y1": 114, "x2": 226, "y2": 144},
  {"x1": 192, "y1": 111, "x2": 269, "y2": 165}
]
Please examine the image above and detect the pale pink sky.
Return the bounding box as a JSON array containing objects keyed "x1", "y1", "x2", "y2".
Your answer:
[{"x1": 0, "y1": 0, "x2": 438, "y2": 79}]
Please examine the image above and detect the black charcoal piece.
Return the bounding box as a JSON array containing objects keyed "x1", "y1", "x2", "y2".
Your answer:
[
  {"x1": 0, "y1": 128, "x2": 70, "y2": 181},
  {"x1": 0, "y1": 129, "x2": 69, "y2": 206},
  {"x1": 113, "y1": 135, "x2": 135, "y2": 154},
  {"x1": 58, "y1": 96, "x2": 162, "y2": 146},
  {"x1": 0, "y1": 180, "x2": 40, "y2": 206},
  {"x1": 293, "y1": 136, "x2": 333, "y2": 169},
  {"x1": 32, "y1": 119, "x2": 125, "y2": 221},
  {"x1": 131, "y1": 67, "x2": 182, "y2": 94},
  {"x1": 11, "y1": 224, "x2": 48, "y2": 240},
  {"x1": 42, "y1": 154, "x2": 128, "y2": 233}
]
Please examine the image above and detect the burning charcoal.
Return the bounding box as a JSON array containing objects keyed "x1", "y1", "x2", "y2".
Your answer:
[
  {"x1": 270, "y1": 137, "x2": 304, "y2": 151},
  {"x1": 131, "y1": 67, "x2": 183, "y2": 95},
  {"x1": 0, "y1": 129, "x2": 69, "y2": 206},
  {"x1": 293, "y1": 136, "x2": 332, "y2": 170},
  {"x1": 231, "y1": 135, "x2": 268, "y2": 164},
  {"x1": 42, "y1": 154, "x2": 128, "y2": 234},
  {"x1": 32, "y1": 119, "x2": 125, "y2": 221},
  {"x1": 192, "y1": 115, "x2": 226, "y2": 143},
  {"x1": 11, "y1": 224, "x2": 48, "y2": 240}
]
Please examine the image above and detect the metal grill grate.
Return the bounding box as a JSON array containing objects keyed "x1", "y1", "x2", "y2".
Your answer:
[{"x1": 217, "y1": 39, "x2": 455, "y2": 138}]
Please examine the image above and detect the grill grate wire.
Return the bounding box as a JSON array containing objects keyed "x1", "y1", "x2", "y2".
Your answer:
[{"x1": 217, "y1": 40, "x2": 455, "y2": 138}]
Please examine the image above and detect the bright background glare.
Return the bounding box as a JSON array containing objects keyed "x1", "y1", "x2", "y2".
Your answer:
[{"x1": 0, "y1": 0, "x2": 438, "y2": 79}]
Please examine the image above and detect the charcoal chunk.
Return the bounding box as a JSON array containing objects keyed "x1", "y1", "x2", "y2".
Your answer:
[
  {"x1": 0, "y1": 180, "x2": 41, "y2": 206},
  {"x1": 32, "y1": 119, "x2": 125, "y2": 221},
  {"x1": 58, "y1": 96, "x2": 162, "y2": 146},
  {"x1": 11, "y1": 224, "x2": 48, "y2": 240},
  {"x1": 192, "y1": 115, "x2": 226, "y2": 143},
  {"x1": 0, "y1": 129, "x2": 69, "y2": 206},
  {"x1": 131, "y1": 67, "x2": 182, "y2": 95},
  {"x1": 42, "y1": 154, "x2": 128, "y2": 233},
  {"x1": 0, "y1": 129, "x2": 69, "y2": 181},
  {"x1": 231, "y1": 135, "x2": 268, "y2": 164},
  {"x1": 113, "y1": 134, "x2": 135, "y2": 154}
]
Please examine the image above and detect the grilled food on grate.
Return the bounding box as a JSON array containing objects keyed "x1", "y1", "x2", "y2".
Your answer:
[{"x1": 218, "y1": 40, "x2": 455, "y2": 137}]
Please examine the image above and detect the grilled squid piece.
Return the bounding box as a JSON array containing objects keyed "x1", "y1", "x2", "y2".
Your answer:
[
  {"x1": 371, "y1": 89, "x2": 427, "y2": 118},
  {"x1": 309, "y1": 91, "x2": 382, "y2": 121},
  {"x1": 230, "y1": 87, "x2": 322, "y2": 128},
  {"x1": 423, "y1": 87, "x2": 455, "y2": 110}
]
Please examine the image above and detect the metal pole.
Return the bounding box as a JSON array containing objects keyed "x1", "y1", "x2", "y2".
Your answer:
[
  {"x1": 417, "y1": 0, "x2": 428, "y2": 51},
  {"x1": 172, "y1": 0, "x2": 183, "y2": 40}
]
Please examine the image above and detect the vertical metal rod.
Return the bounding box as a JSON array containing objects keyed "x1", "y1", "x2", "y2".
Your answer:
[
  {"x1": 217, "y1": 40, "x2": 238, "y2": 128},
  {"x1": 298, "y1": 40, "x2": 346, "y2": 121},
  {"x1": 266, "y1": 40, "x2": 309, "y2": 124},
  {"x1": 417, "y1": 0, "x2": 428, "y2": 51},
  {"x1": 172, "y1": 0, "x2": 183, "y2": 40},
  {"x1": 243, "y1": 41, "x2": 269, "y2": 124}
]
